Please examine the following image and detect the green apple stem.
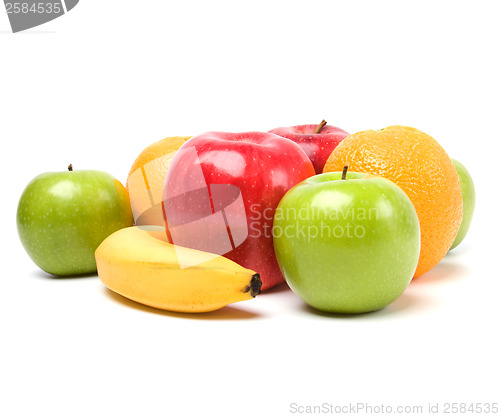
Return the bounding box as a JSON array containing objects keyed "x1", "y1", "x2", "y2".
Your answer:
[
  {"x1": 342, "y1": 165, "x2": 348, "y2": 180},
  {"x1": 314, "y1": 120, "x2": 327, "y2": 134},
  {"x1": 68, "y1": 164, "x2": 73, "y2": 171}
]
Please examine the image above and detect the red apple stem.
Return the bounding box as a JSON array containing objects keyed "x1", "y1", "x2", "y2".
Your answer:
[
  {"x1": 342, "y1": 165, "x2": 348, "y2": 180},
  {"x1": 314, "y1": 120, "x2": 327, "y2": 134},
  {"x1": 68, "y1": 164, "x2": 73, "y2": 171}
]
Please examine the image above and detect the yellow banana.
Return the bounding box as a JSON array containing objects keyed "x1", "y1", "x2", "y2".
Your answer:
[{"x1": 95, "y1": 226, "x2": 261, "y2": 313}]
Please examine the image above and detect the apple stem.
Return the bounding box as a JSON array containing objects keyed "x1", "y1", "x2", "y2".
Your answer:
[
  {"x1": 314, "y1": 120, "x2": 327, "y2": 134},
  {"x1": 68, "y1": 164, "x2": 73, "y2": 171},
  {"x1": 342, "y1": 165, "x2": 348, "y2": 180}
]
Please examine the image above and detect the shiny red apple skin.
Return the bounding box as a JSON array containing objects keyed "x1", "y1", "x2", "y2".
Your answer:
[
  {"x1": 162, "y1": 131, "x2": 315, "y2": 290},
  {"x1": 269, "y1": 124, "x2": 349, "y2": 174}
]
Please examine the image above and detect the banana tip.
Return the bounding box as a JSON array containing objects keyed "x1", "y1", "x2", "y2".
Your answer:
[{"x1": 245, "y1": 274, "x2": 262, "y2": 297}]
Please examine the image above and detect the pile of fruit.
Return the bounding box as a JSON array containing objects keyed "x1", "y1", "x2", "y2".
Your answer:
[{"x1": 17, "y1": 122, "x2": 475, "y2": 314}]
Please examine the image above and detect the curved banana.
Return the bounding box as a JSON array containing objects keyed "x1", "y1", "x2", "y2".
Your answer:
[{"x1": 95, "y1": 227, "x2": 261, "y2": 313}]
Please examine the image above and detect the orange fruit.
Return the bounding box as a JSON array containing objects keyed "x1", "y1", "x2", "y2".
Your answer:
[
  {"x1": 323, "y1": 125, "x2": 462, "y2": 278},
  {"x1": 127, "y1": 136, "x2": 191, "y2": 226}
]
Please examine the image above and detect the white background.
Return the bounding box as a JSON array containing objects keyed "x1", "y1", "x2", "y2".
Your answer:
[{"x1": 1, "y1": 1, "x2": 499, "y2": 416}]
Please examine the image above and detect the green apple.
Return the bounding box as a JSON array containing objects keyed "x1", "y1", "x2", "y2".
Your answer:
[
  {"x1": 17, "y1": 165, "x2": 134, "y2": 276},
  {"x1": 450, "y1": 159, "x2": 475, "y2": 250},
  {"x1": 273, "y1": 169, "x2": 420, "y2": 314}
]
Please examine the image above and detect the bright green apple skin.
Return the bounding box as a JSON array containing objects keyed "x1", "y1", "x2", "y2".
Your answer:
[
  {"x1": 450, "y1": 159, "x2": 475, "y2": 250},
  {"x1": 17, "y1": 169, "x2": 134, "y2": 276},
  {"x1": 273, "y1": 172, "x2": 420, "y2": 314}
]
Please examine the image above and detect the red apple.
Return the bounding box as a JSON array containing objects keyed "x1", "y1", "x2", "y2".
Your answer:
[
  {"x1": 269, "y1": 121, "x2": 349, "y2": 174},
  {"x1": 162, "y1": 131, "x2": 315, "y2": 290}
]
